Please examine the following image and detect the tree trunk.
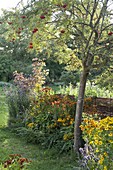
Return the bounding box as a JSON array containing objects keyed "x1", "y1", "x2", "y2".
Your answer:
[{"x1": 74, "y1": 68, "x2": 89, "y2": 152}]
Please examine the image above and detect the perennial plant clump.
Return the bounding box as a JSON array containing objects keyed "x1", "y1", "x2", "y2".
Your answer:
[
  {"x1": 80, "y1": 116, "x2": 113, "y2": 170},
  {"x1": 24, "y1": 86, "x2": 76, "y2": 151}
]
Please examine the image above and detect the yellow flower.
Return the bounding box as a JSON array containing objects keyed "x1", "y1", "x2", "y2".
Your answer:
[
  {"x1": 87, "y1": 129, "x2": 93, "y2": 135},
  {"x1": 62, "y1": 123, "x2": 66, "y2": 126},
  {"x1": 83, "y1": 119, "x2": 89, "y2": 123},
  {"x1": 105, "y1": 126, "x2": 109, "y2": 130},
  {"x1": 57, "y1": 118, "x2": 62, "y2": 122},
  {"x1": 79, "y1": 125, "x2": 85, "y2": 131},
  {"x1": 57, "y1": 118, "x2": 66, "y2": 123},
  {"x1": 98, "y1": 155, "x2": 104, "y2": 165},
  {"x1": 98, "y1": 141, "x2": 103, "y2": 145},
  {"x1": 108, "y1": 140, "x2": 113, "y2": 143},
  {"x1": 89, "y1": 141, "x2": 93, "y2": 145},
  {"x1": 30, "y1": 112, "x2": 34, "y2": 116},
  {"x1": 95, "y1": 149, "x2": 99, "y2": 153},
  {"x1": 103, "y1": 166, "x2": 107, "y2": 170},
  {"x1": 108, "y1": 133, "x2": 113, "y2": 137},
  {"x1": 94, "y1": 140, "x2": 99, "y2": 145},
  {"x1": 63, "y1": 134, "x2": 68, "y2": 141},
  {"x1": 103, "y1": 152, "x2": 108, "y2": 157},
  {"x1": 70, "y1": 118, "x2": 74, "y2": 125},
  {"x1": 27, "y1": 122, "x2": 34, "y2": 128}
]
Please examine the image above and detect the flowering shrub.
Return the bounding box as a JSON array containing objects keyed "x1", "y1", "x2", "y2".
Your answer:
[
  {"x1": 80, "y1": 116, "x2": 113, "y2": 169},
  {"x1": 0, "y1": 154, "x2": 31, "y2": 169},
  {"x1": 6, "y1": 58, "x2": 48, "y2": 127},
  {"x1": 13, "y1": 58, "x2": 48, "y2": 91}
]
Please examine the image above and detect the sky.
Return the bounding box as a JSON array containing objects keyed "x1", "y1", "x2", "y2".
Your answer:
[{"x1": 0, "y1": 0, "x2": 27, "y2": 14}]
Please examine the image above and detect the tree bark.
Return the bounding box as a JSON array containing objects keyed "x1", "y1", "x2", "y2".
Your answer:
[{"x1": 74, "y1": 68, "x2": 89, "y2": 152}]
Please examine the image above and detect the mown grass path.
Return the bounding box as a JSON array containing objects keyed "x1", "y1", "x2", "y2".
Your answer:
[
  {"x1": 0, "y1": 89, "x2": 9, "y2": 127},
  {"x1": 0, "y1": 87, "x2": 77, "y2": 170}
]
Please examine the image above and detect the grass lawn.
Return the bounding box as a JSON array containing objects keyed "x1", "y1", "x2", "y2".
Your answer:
[
  {"x1": 0, "y1": 128, "x2": 78, "y2": 170},
  {"x1": 0, "y1": 86, "x2": 78, "y2": 170},
  {"x1": 0, "y1": 88, "x2": 9, "y2": 127}
]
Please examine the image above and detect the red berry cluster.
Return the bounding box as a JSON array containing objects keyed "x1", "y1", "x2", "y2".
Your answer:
[
  {"x1": 32, "y1": 28, "x2": 38, "y2": 33},
  {"x1": 21, "y1": 15, "x2": 26, "y2": 19},
  {"x1": 29, "y1": 42, "x2": 33, "y2": 48},
  {"x1": 60, "y1": 30, "x2": 65, "y2": 33},
  {"x1": 19, "y1": 27, "x2": 23, "y2": 30},
  {"x1": 40, "y1": 15, "x2": 45, "y2": 19},
  {"x1": 8, "y1": 22, "x2": 13, "y2": 25},
  {"x1": 56, "y1": 4, "x2": 67, "y2": 8},
  {"x1": 62, "y1": 4, "x2": 67, "y2": 8},
  {"x1": 108, "y1": 32, "x2": 113, "y2": 36}
]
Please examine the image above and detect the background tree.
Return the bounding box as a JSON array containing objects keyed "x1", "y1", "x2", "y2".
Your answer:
[
  {"x1": 1, "y1": 0, "x2": 113, "y2": 152},
  {"x1": 0, "y1": 13, "x2": 69, "y2": 83}
]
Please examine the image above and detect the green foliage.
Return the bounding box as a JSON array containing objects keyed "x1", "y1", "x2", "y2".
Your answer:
[
  {"x1": 95, "y1": 68, "x2": 113, "y2": 89},
  {"x1": 60, "y1": 71, "x2": 79, "y2": 86},
  {"x1": 54, "y1": 82, "x2": 113, "y2": 98},
  {"x1": 0, "y1": 54, "x2": 14, "y2": 81},
  {"x1": 46, "y1": 59, "x2": 66, "y2": 83},
  {"x1": 0, "y1": 34, "x2": 36, "y2": 82}
]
